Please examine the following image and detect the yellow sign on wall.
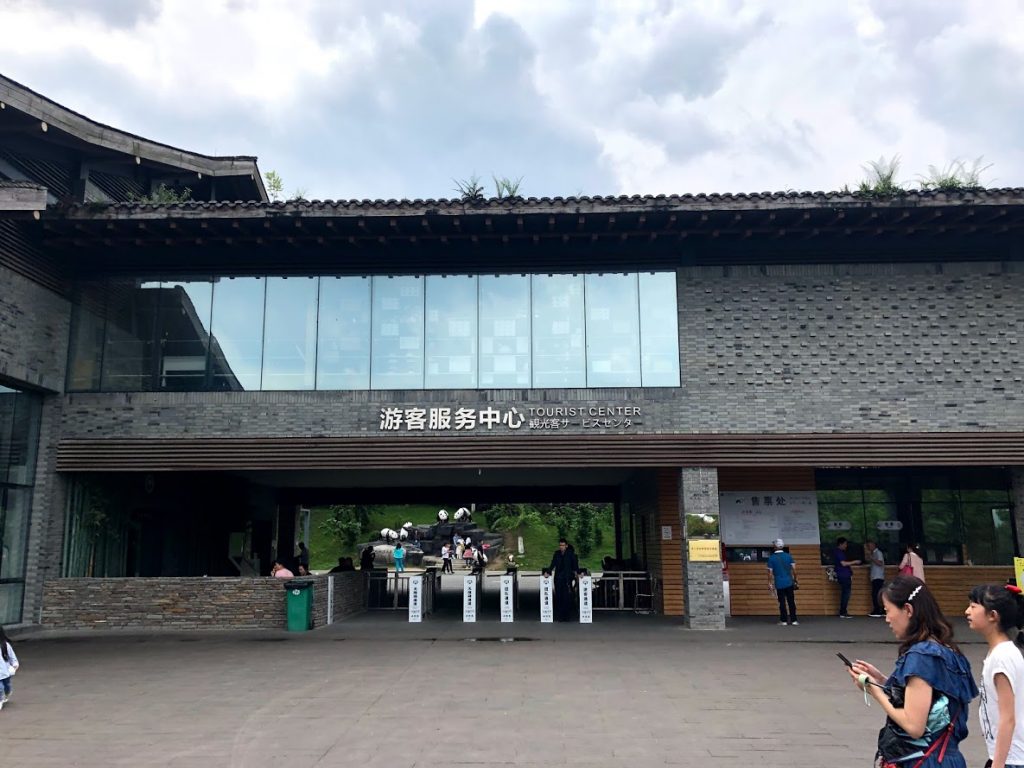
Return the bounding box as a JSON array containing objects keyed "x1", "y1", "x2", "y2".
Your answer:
[
  {"x1": 688, "y1": 539, "x2": 721, "y2": 562},
  {"x1": 1014, "y1": 557, "x2": 1024, "y2": 590}
]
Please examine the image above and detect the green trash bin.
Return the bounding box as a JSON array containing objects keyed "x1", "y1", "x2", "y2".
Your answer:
[{"x1": 285, "y1": 579, "x2": 314, "y2": 631}]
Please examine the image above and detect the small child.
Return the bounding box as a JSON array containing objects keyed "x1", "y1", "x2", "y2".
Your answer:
[{"x1": 0, "y1": 624, "x2": 19, "y2": 711}]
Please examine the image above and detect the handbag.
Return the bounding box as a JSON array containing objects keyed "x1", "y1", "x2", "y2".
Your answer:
[
  {"x1": 899, "y1": 564, "x2": 914, "y2": 576},
  {"x1": 875, "y1": 684, "x2": 958, "y2": 768}
]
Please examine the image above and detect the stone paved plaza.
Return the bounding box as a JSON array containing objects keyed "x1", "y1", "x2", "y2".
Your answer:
[{"x1": 0, "y1": 613, "x2": 991, "y2": 768}]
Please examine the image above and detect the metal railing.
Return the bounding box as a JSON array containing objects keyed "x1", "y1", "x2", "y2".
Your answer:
[
  {"x1": 365, "y1": 569, "x2": 439, "y2": 613},
  {"x1": 591, "y1": 571, "x2": 654, "y2": 611}
]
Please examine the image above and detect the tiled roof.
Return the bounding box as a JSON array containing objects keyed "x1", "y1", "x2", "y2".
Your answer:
[{"x1": 58, "y1": 187, "x2": 1024, "y2": 219}]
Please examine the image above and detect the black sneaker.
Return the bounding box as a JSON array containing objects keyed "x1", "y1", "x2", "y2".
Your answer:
[{"x1": 840, "y1": 614, "x2": 853, "y2": 619}]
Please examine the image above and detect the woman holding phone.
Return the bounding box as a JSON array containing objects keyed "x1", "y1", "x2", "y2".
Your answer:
[
  {"x1": 848, "y1": 576, "x2": 977, "y2": 768},
  {"x1": 965, "y1": 583, "x2": 1024, "y2": 768}
]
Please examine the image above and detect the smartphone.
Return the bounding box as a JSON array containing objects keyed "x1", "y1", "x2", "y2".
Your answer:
[{"x1": 836, "y1": 652, "x2": 854, "y2": 668}]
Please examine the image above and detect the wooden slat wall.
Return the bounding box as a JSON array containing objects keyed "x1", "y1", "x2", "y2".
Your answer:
[
  {"x1": 55, "y1": 432, "x2": 1024, "y2": 472},
  {"x1": 656, "y1": 468, "x2": 684, "y2": 616},
  {"x1": 729, "y1": 562, "x2": 1013, "y2": 618}
]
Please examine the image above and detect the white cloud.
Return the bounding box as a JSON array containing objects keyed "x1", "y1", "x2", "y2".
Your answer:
[{"x1": 0, "y1": 0, "x2": 1021, "y2": 198}]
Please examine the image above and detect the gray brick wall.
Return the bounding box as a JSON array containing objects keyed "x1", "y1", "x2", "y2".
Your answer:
[
  {"x1": 0, "y1": 264, "x2": 69, "y2": 393},
  {"x1": 54, "y1": 261, "x2": 1024, "y2": 438},
  {"x1": 679, "y1": 467, "x2": 725, "y2": 630}
]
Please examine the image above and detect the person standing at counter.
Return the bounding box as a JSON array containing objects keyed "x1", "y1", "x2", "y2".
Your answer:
[{"x1": 833, "y1": 537, "x2": 861, "y2": 619}]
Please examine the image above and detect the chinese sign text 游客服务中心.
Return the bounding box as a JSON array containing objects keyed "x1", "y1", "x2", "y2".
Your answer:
[{"x1": 377, "y1": 405, "x2": 641, "y2": 432}]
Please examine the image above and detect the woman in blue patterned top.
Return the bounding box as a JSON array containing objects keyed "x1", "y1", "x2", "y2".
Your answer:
[{"x1": 849, "y1": 576, "x2": 978, "y2": 768}]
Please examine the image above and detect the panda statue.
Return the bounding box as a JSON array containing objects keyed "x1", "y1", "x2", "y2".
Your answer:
[
  {"x1": 398, "y1": 527, "x2": 409, "y2": 541},
  {"x1": 437, "y1": 509, "x2": 449, "y2": 522},
  {"x1": 402, "y1": 521, "x2": 413, "y2": 530},
  {"x1": 454, "y1": 507, "x2": 472, "y2": 522},
  {"x1": 380, "y1": 527, "x2": 398, "y2": 543}
]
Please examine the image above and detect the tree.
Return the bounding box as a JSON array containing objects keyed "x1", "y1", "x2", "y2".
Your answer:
[{"x1": 319, "y1": 504, "x2": 370, "y2": 546}]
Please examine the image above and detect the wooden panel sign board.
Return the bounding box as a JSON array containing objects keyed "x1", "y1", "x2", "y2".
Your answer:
[
  {"x1": 719, "y1": 491, "x2": 820, "y2": 545},
  {"x1": 688, "y1": 539, "x2": 721, "y2": 562},
  {"x1": 409, "y1": 575, "x2": 423, "y2": 623},
  {"x1": 500, "y1": 574, "x2": 515, "y2": 622},
  {"x1": 578, "y1": 575, "x2": 593, "y2": 623},
  {"x1": 463, "y1": 575, "x2": 477, "y2": 622},
  {"x1": 539, "y1": 576, "x2": 554, "y2": 623}
]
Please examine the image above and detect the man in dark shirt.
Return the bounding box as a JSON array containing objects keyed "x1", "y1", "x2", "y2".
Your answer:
[
  {"x1": 832, "y1": 537, "x2": 861, "y2": 619},
  {"x1": 547, "y1": 538, "x2": 580, "y2": 622}
]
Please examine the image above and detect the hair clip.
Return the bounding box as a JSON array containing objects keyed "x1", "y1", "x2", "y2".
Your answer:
[
  {"x1": 1007, "y1": 585, "x2": 1023, "y2": 595},
  {"x1": 907, "y1": 585, "x2": 923, "y2": 603}
]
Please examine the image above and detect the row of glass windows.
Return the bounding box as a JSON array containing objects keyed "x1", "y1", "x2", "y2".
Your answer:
[
  {"x1": 813, "y1": 469, "x2": 1015, "y2": 566},
  {"x1": 68, "y1": 272, "x2": 681, "y2": 391},
  {"x1": 0, "y1": 384, "x2": 41, "y2": 624}
]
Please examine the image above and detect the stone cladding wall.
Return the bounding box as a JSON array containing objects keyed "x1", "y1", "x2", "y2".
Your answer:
[{"x1": 40, "y1": 574, "x2": 365, "y2": 630}]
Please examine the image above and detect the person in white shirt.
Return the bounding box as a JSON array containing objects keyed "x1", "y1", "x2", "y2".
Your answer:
[
  {"x1": 866, "y1": 540, "x2": 886, "y2": 618},
  {"x1": 965, "y1": 582, "x2": 1024, "y2": 768},
  {"x1": 0, "y1": 624, "x2": 19, "y2": 711}
]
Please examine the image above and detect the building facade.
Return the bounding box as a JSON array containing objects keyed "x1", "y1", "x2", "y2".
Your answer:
[{"x1": 1, "y1": 74, "x2": 1021, "y2": 629}]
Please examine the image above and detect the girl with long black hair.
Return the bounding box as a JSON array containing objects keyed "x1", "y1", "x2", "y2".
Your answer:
[
  {"x1": 966, "y1": 583, "x2": 1024, "y2": 768},
  {"x1": 848, "y1": 576, "x2": 978, "y2": 768}
]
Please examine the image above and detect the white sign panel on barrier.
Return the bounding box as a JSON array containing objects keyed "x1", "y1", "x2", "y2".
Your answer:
[
  {"x1": 409, "y1": 575, "x2": 423, "y2": 623},
  {"x1": 579, "y1": 575, "x2": 593, "y2": 624},
  {"x1": 539, "y1": 576, "x2": 554, "y2": 623},
  {"x1": 500, "y1": 574, "x2": 515, "y2": 623},
  {"x1": 463, "y1": 575, "x2": 477, "y2": 622}
]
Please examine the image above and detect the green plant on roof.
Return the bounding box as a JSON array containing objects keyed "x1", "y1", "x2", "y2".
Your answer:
[
  {"x1": 454, "y1": 174, "x2": 486, "y2": 204},
  {"x1": 265, "y1": 170, "x2": 284, "y2": 202},
  {"x1": 493, "y1": 175, "x2": 523, "y2": 200},
  {"x1": 918, "y1": 157, "x2": 991, "y2": 192},
  {"x1": 128, "y1": 184, "x2": 193, "y2": 204},
  {"x1": 856, "y1": 155, "x2": 906, "y2": 197}
]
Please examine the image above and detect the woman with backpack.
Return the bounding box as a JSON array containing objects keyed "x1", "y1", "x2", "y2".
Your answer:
[
  {"x1": 965, "y1": 582, "x2": 1024, "y2": 768},
  {"x1": 847, "y1": 576, "x2": 977, "y2": 768},
  {"x1": 0, "y1": 625, "x2": 19, "y2": 712}
]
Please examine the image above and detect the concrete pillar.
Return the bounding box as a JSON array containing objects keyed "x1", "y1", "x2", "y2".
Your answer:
[
  {"x1": 680, "y1": 467, "x2": 726, "y2": 630},
  {"x1": 1011, "y1": 468, "x2": 1024, "y2": 556}
]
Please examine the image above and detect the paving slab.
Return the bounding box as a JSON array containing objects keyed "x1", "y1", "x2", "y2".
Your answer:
[{"x1": 1, "y1": 613, "x2": 990, "y2": 767}]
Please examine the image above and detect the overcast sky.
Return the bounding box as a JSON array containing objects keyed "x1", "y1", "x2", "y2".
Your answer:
[{"x1": 1, "y1": 0, "x2": 1022, "y2": 201}]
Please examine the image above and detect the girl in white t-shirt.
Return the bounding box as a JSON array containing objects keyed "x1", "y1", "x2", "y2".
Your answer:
[
  {"x1": 0, "y1": 624, "x2": 19, "y2": 712},
  {"x1": 966, "y1": 583, "x2": 1024, "y2": 768}
]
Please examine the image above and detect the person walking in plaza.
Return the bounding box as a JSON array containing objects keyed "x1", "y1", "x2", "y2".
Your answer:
[
  {"x1": 441, "y1": 542, "x2": 454, "y2": 574},
  {"x1": 965, "y1": 582, "x2": 1024, "y2": 768},
  {"x1": 393, "y1": 540, "x2": 406, "y2": 573},
  {"x1": 848, "y1": 576, "x2": 977, "y2": 768},
  {"x1": 547, "y1": 538, "x2": 580, "y2": 622},
  {"x1": 0, "y1": 625, "x2": 19, "y2": 711},
  {"x1": 900, "y1": 543, "x2": 926, "y2": 581},
  {"x1": 832, "y1": 537, "x2": 861, "y2": 619},
  {"x1": 866, "y1": 539, "x2": 886, "y2": 617},
  {"x1": 359, "y1": 545, "x2": 376, "y2": 571},
  {"x1": 767, "y1": 538, "x2": 798, "y2": 626}
]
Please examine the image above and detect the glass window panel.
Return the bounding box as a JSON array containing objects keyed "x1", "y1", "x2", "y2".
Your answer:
[
  {"x1": 962, "y1": 503, "x2": 1014, "y2": 566},
  {"x1": 262, "y1": 277, "x2": 318, "y2": 390},
  {"x1": 156, "y1": 279, "x2": 213, "y2": 391},
  {"x1": 100, "y1": 279, "x2": 160, "y2": 391},
  {"x1": 67, "y1": 282, "x2": 108, "y2": 392},
  {"x1": 0, "y1": 487, "x2": 31, "y2": 581},
  {"x1": 6, "y1": 390, "x2": 40, "y2": 486},
  {"x1": 317, "y1": 276, "x2": 371, "y2": 390},
  {"x1": 639, "y1": 271, "x2": 680, "y2": 386},
  {"x1": 210, "y1": 277, "x2": 265, "y2": 391},
  {"x1": 479, "y1": 275, "x2": 530, "y2": 387},
  {"x1": 921, "y1": 500, "x2": 960, "y2": 546},
  {"x1": 585, "y1": 273, "x2": 640, "y2": 387},
  {"x1": 0, "y1": 388, "x2": 12, "y2": 485},
  {"x1": 370, "y1": 276, "x2": 424, "y2": 389},
  {"x1": 425, "y1": 275, "x2": 477, "y2": 389},
  {"x1": 532, "y1": 274, "x2": 585, "y2": 388},
  {"x1": 0, "y1": 582, "x2": 24, "y2": 625}
]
